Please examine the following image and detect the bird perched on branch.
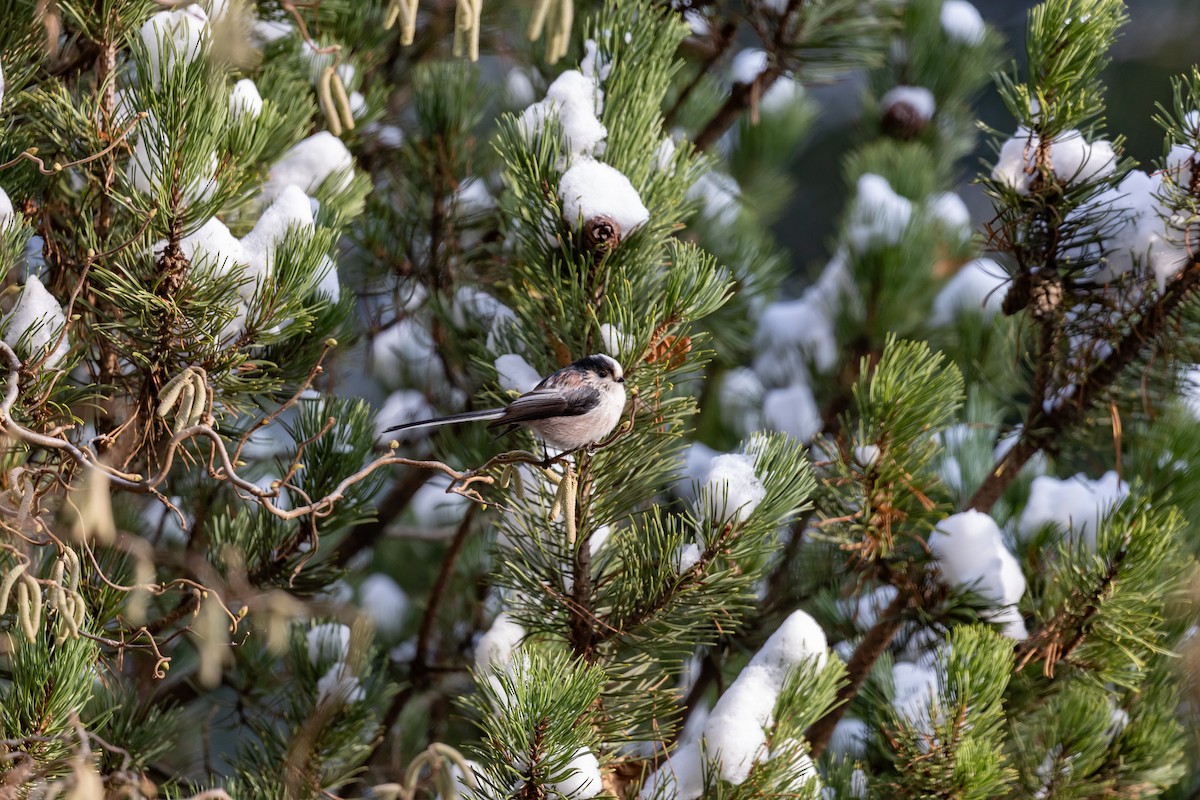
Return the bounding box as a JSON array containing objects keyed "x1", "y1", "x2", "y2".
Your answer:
[{"x1": 385, "y1": 354, "x2": 627, "y2": 452}]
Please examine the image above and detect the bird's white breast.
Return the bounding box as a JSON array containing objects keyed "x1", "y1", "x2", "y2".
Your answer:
[{"x1": 531, "y1": 385, "x2": 625, "y2": 451}]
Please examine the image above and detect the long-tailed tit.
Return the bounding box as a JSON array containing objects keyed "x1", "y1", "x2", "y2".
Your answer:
[{"x1": 384, "y1": 354, "x2": 627, "y2": 452}]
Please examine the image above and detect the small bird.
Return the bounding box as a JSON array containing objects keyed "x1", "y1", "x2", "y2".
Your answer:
[{"x1": 385, "y1": 354, "x2": 627, "y2": 452}]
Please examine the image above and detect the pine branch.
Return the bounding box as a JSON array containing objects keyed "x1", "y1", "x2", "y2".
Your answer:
[
  {"x1": 412, "y1": 504, "x2": 479, "y2": 688},
  {"x1": 693, "y1": 0, "x2": 804, "y2": 152},
  {"x1": 664, "y1": 19, "x2": 738, "y2": 130},
  {"x1": 806, "y1": 587, "x2": 908, "y2": 759},
  {"x1": 967, "y1": 259, "x2": 1200, "y2": 512}
]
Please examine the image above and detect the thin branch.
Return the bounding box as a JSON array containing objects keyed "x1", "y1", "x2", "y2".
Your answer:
[
  {"x1": 967, "y1": 259, "x2": 1200, "y2": 512},
  {"x1": 806, "y1": 588, "x2": 909, "y2": 759}
]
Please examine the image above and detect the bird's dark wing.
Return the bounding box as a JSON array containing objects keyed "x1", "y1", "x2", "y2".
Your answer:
[{"x1": 488, "y1": 386, "x2": 600, "y2": 427}]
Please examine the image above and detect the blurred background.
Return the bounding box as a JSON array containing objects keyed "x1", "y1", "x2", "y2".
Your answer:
[{"x1": 778, "y1": 0, "x2": 1200, "y2": 280}]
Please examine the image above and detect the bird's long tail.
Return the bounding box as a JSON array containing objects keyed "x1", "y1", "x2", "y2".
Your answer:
[{"x1": 383, "y1": 408, "x2": 506, "y2": 435}]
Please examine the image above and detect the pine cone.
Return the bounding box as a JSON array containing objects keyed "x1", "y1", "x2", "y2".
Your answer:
[
  {"x1": 583, "y1": 215, "x2": 621, "y2": 260},
  {"x1": 881, "y1": 101, "x2": 927, "y2": 140},
  {"x1": 1029, "y1": 271, "x2": 1063, "y2": 320}
]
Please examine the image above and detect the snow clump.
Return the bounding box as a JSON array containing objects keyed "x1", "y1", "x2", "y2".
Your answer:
[
  {"x1": 229, "y1": 79, "x2": 264, "y2": 119},
  {"x1": 1075, "y1": 170, "x2": 1191, "y2": 289},
  {"x1": 892, "y1": 660, "x2": 939, "y2": 733},
  {"x1": 928, "y1": 511, "x2": 1027, "y2": 639},
  {"x1": 755, "y1": 291, "x2": 838, "y2": 377},
  {"x1": 931, "y1": 258, "x2": 1008, "y2": 324},
  {"x1": 940, "y1": 0, "x2": 986, "y2": 45},
  {"x1": 306, "y1": 622, "x2": 351, "y2": 665},
  {"x1": 375, "y1": 389, "x2": 436, "y2": 441},
  {"x1": 717, "y1": 367, "x2": 765, "y2": 436},
  {"x1": 261, "y1": 132, "x2": 354, "y2": 202},
  {"x1": 495, "y1": 353, "x2": 542, "y2": 394},
  {"x1": 548, "y1": 748, "x2": 603, "y2": 799},
  {"x1": 359, "y1": 574, "x2": 409, "y2": 637},
  {"x1": 3, "y1": 276, "x2": 69, "y2": 369},
  {"x1": 695, "y1": 453, "x2": 766, "y2": 525},
  {"x1": 316, "y1": 662, "x2": 365, "y2": 705},
  {"x1": 1017, "y1": 471, "x2": 1127, "y2": 550},
  {"x1": 0, "y1": 187, "x2": 14, "y2": 229},
  {"x1": 992, "y1": 127, "x2": 1116, "y2": 194},
  {"x1": 687, "y1": 171, "x2": 741, "y2": 227},
  {"x1": 128, "y1": 113, "x2": 218, "y2": 203},
  {"x1": 140, "y1": 7, "x2": 209, "y2": 87},
  {"x1": 518, "y1": 70, "x2": 606, "y2": 158},
  {"x1": 558, "y1": 158, "x2": 649, "y2": 234},
  {"x1": 847, "y1": 173, "x2": 913, "y2": 252},
  {"x1": 599, "y1": 323, "x2": 632, "y2": 358},
  {"x1": 762, "y1": 382, "x2": 822, "y2": 443},
  {"x1": 641, "y1": 611, "x2": 826, "y2": 797}
]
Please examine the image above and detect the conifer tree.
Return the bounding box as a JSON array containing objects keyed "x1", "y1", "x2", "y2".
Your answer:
[{"x1": 0, "y1": 0, "x2": 1198, "y2": 797}]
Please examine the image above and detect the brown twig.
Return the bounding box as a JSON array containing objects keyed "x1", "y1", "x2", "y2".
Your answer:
[
  {"x1": 967, "y1": 259, "x2": 1200, "y2": 512},
  {"x1": 806, "y1": 588, "x2": 909, "y2": 759},
  {"x1": 0, "y1": 113, "x2": 146, "y2": 175}
]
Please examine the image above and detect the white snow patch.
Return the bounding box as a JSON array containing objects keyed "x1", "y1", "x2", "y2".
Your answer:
[
  {"x1": 495, "y1": 353, "x2": 541, "y2": 394},
  {"x1": 687, "y1": 171, "x2": 740, "y2": 227},
  {"x1": 128, "y1": 113, "x2": 217, "y2": 203},
  {"x1": 262, "y1": 132, "x2": 353, "y2": 202},
  {"x1": 925, "y1": 191, "x2": 971, "y2": 239},
  {"x1": 929, "y1": 511, "x2": 1027, "y2": 639},
  {"x1": 854, "y1": 444, "x2": 881, "y2": 468},
  {"x1": 558, "y1": 158, "x2": 649, "y2": 234},
  {"x1": 675, "y1": 442, "x2": 720, "y2": 504},
  {"x1": 1017, "y1": 471, "x2": 1127, "y2": 550},
  {"x1": 762, "y1": 383, "x2": 822, "y2": 442},
  {"x1": 139, "y1": 7, "x2": 209, "y2": 87},
  {"x1": 306, "y1": 622, "x2": 351, "y2": 664},
  {"x1": 0, "y1": 187, "x2": 14, "y2": 229},
  {"x1": 359, "y1": 574, "x2": 409, "y2": 637},
  {"x1": 410, "y1": 474, "x2": 470, "y2": 528},
  {"x1": 675, "y1": 542, "x2": 702, "y2": 573},
  {"x1": 892, "y1": 661, "x2": 939, "y2": 731},
  {"x1": 931, "y1": 257, "x2": 1007, "y2": 324},
  {"x1": 3, "y1": 276, "x2": 69, "y2": 369},
  {"x1": 992, "y1": 127, "x2": 1116, "y2": 194},
  {"x1": 696, "y1": 453, "x2": 766, "y2": 525},
  {"x1": 755, "y1": 293, "x2": 838, "y2": 374},
  {"x1": 506, "y1": 68, "x2": 536, "y2": 107},
  {"x1": 474, "y1": 612, "x2": 525, "y2": 670},
  {"x1": 314, "y1": 255, "x2": 340, "y2": 301},
  {"x1": 829, "y1": 716, "x2": 869, "y2": 759},
  {"x1": 718, "y1": 367, "x2": 765, "y2": 436},
  {"x1": 375, "y1": 389, "x2": 436, "y2": 440},
  {"x1": 316, "y1": 662, "x2": 364, "y2": 705},
  {"x1": 847, "y1": 173, "x2": 912, "y2": 252},
  {"x1": 940, "y1": 0, "x2": 985, "y2": 45},
  {"x1": 229, "y1": 79, "x2": 264, "y2": 119},
  {"x1": 239, "y1": 185, "x2": 315, "y2": 309},
  {"x1": 1075, "y1": 170, "x2": 1190, "y2": 289},
  {"x1": 693, "y1": 611, "x2": 826, "y2": 786},
  {"x1": 518, "y1": 70, "x2": 606, "y2": 158},
  {"x1": 252, "y1": 17, "x2": 293, "y2": 43},
  {"x1": 730, "y1": 49, "x2": 768, "y2": 86},
  {"x1": 548, "y1": 748, "x2": 602, "y2": 799},
  {"x1": 599, "y1": 323, "x2": 633, "y2": 358}
]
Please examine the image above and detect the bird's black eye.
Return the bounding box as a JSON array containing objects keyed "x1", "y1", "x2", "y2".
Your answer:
[{"x1": 597, "y1": 369, "x2": 608, "y2": 378}]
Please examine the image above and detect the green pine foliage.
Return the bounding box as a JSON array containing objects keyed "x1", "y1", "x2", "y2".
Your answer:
[{"x1": 1, "y1": 0, "x2": 1199, "y2": 796}]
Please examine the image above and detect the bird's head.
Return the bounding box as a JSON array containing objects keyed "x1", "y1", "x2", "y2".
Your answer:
[{"x1": 575, "y1": 354, "x2": 625, "y2": 390}]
